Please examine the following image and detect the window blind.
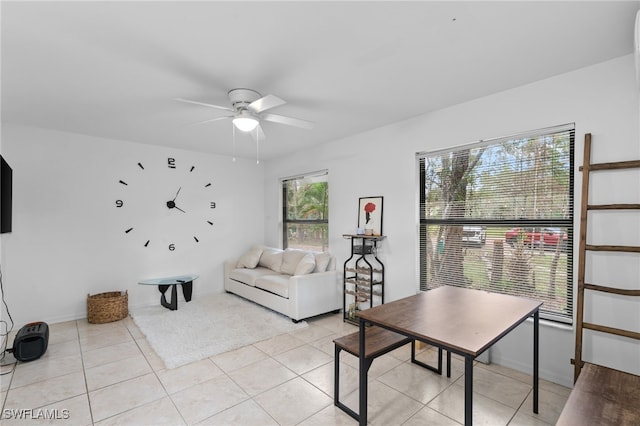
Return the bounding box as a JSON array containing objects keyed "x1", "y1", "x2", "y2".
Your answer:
[{"x1": 418, "y1": 125, "x2": 575, "y2": 322}]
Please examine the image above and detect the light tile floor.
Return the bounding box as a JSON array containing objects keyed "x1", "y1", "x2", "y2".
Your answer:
[{"x1": 0, "y1": 312, "x2": 570, "y2": 425}]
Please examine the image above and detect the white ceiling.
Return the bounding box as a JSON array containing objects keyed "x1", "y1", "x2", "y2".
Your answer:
[{"x1": 2, "y1": 1, "x2": 639, "y2": 160}]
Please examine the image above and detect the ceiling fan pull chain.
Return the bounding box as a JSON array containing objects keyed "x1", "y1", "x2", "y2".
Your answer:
[
  {"x1": 232, "y1": 124, "x2": 237, "y2": 162},
  {"x1": 255, "y1": 127, "x2": 260, "y2": 165}
]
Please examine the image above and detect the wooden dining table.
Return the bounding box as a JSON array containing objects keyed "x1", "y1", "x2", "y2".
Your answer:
[{"x1": 356, "y1": 286, "x2": 543, "y2": 426}]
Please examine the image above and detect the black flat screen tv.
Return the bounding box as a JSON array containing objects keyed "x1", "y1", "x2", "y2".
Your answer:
[{"x1": 1, "y1": 155, "x2": 12, "y2": 233}]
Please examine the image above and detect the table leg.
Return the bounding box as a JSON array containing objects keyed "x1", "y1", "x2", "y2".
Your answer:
[
  {"x1": 359, "y1": 319, "x2": 367, "y2": 426},
  {"x1": 334, "y1": 344, "x2": 341, "y2": 407},
  {"x1": 533, "y1": 310, "x2": 539, "y2": 414},
  {"x1": 411, "y1": 343, "x2": 444, "y2": 375},
  {"x1": 181, "y1": 281, "x2": 193, "y2": 302},
  {"x1": 158, "y1": 285, "x2": 169, "y2": 307},
  {"x1": 465, "y1": 355, "x2": 473, "y2": 426},
  {"x1": 159, "y1": 284, "x2": 178, "y2": 310}
]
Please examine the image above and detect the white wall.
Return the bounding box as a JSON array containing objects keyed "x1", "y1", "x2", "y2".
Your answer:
[
  {"x1": 264, "y1": 54, "x2": 640, "y2": 387},
  {"x1": 0, "y1": 125, "x2": 264, "y2": 326}
]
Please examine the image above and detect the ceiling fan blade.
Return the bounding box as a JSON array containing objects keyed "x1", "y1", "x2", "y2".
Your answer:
[
  {"x1": 248, "y1": 94, "x2": 286, "y2": 114},
  {"x1": 261, "y1": 113, "x2": 315, "y2": 130},
  {"x1": 187, "y1": 116, "x2": 233, "y2": 126},
  {"x1": 175, "y1": 98, "x2": 233, "y2": 112}
]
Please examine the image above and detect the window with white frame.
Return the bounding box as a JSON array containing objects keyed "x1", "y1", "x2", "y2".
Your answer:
[
  {"x1": 282, "y1": 171, "x2": 328, "y2": 251},
  {"x1": 418, "y1": 125, "x2": 575, "y2": 322}
]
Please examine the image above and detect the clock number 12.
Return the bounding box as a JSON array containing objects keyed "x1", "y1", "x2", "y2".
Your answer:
[{"x1": 168, "y1": 158, "x2": 176, "y2": 169}]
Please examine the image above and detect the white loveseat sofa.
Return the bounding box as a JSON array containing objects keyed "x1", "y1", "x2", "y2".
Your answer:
[{"x1": 224, "y1": 246, "x2": 341, "y2": 322}]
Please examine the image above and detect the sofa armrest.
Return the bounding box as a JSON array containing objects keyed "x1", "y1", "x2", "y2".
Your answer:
[
  {"x1": 288, "y1": 270, "x2": 341, "y2": 320},
  {"x1": 223, "y1": 259, "x2": 239, "y2": 291}
]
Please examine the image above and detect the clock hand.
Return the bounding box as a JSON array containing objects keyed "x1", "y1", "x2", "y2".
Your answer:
[
  {"x1": 172, "y1": 187, "x2": 182, "y2": 201},
  {"x1": 166, "y1": 200, "x2": 186, "y2": 213}
]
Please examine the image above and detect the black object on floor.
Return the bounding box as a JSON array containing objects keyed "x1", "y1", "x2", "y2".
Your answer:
[{"x1": 13, "y1": 321, "x2": 49, "y2": 362}]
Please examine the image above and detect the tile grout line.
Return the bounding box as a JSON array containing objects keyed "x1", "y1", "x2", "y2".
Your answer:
[
  {"x1": 126, "y1": 315, "x2": 188, "y2": 426},
  {"x1": 0, "y1": 362, "x2": 17, "y2": 418},
  {"x1": 206, "y1": 323, "x2": 337, "y2": 425},
  {"x1": 198, "y1": 355, "x2": 257, "y2": 425},
  {"x1": 76, "y1": 318, "x2": 96, "y2": 426},
  {"x1": 506, "y1": 387, "x2": 533, "y2": 425},
  {"x1": 82, "y1": 318, "x2": 157, "y2": 424}
]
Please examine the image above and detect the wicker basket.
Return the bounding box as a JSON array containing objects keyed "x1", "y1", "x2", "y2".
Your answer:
[{"x1": 87, "y1": 291, "x2": 128, "y2": 324}]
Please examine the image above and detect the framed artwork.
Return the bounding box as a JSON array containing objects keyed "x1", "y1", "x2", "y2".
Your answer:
[{"x1": 358, "y1": 196, "x2": 383, "y2": 236}]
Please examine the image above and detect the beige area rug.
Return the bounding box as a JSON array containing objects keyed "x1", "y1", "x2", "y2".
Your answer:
[{"x1": 130, "y1": 292, "x2": 307, "y2": 369}]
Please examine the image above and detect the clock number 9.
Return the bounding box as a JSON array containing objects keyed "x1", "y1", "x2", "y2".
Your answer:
[
  {"x1": 115, "y1": 200, "x2": 124, "y2": 208},
  {"x1": 169, "y1": 244, "x2": 175, "y2": 251}
]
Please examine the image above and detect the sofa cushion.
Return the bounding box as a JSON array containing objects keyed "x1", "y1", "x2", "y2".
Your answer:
[
  {"x1": 295, "y1": 253, "x2": 316, "y2": 275},
  {"x1": 255, "y1": 274, "x2": 290, "y2": 298},
  {"x1": 259, "y1": 248, "x2": 284, "y2": 272},
  {"x1": 314, "y1": 252, "x2": 332, "y2": 273},
  {"x1": 281, "y1": 249, "x2": 309, "y2": 275},
  {"x1": 236, "y1": 246, "x2": 263, "y2": 269},
  {"x1": 229, "y1": 267, "x2": 280, "y2": 286}
]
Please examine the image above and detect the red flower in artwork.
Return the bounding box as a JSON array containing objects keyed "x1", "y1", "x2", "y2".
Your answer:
[{"x1": 364, "y1": 202, "x2": 376, "y2": 224}]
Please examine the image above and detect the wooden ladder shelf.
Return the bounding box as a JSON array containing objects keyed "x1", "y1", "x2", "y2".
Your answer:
[
  {"x1": 559, "y1": 133, "x2": 640, "y2": 425},
  {"x1": 573, "y1": 133, "x2": 640, "y2": 381}
]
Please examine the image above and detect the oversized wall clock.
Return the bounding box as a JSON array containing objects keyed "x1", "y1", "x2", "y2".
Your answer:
[{"x1": 115, "y1": 157, "x2": 216, "y2": 251}]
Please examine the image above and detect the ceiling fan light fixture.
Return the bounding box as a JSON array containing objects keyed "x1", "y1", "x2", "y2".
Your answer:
[{"x1": 232, "y1": 112, "x2": 259, "y2": 132}]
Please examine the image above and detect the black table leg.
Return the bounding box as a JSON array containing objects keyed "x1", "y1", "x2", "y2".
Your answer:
[
  {"x1": 158, "y1": 284, "x2": 178, "y2": 310},
  {"x1": 180, "y1": 280, "x2": 193, "y2": 302},
  {"x1": 411, "y1": 342, "x2": 444, "y2": 375},
  {"x1": 158, "y1": 284, "x2": 170, "y2": 307},
  {"x1": 533, "y1": 310, "x2": 539, "y2": 414},
  {"x1": 465, "y1": 355, "x2": 473, "y2": 425},
  {"x1": 359, "y1": 319, "x2": 367, "y2": 426},
  {"x1": 334, "y1": 345, "x2": 341, "y2": 407}
]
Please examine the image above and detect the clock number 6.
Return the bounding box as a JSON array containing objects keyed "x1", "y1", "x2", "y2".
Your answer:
[{"x1": 169, "y1": 243, "x2": 175, "y2": 251}]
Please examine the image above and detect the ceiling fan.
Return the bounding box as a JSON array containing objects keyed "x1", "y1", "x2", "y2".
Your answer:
[{"x1": 176, "y1": 88, "x2": 315, "y2": 135}]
